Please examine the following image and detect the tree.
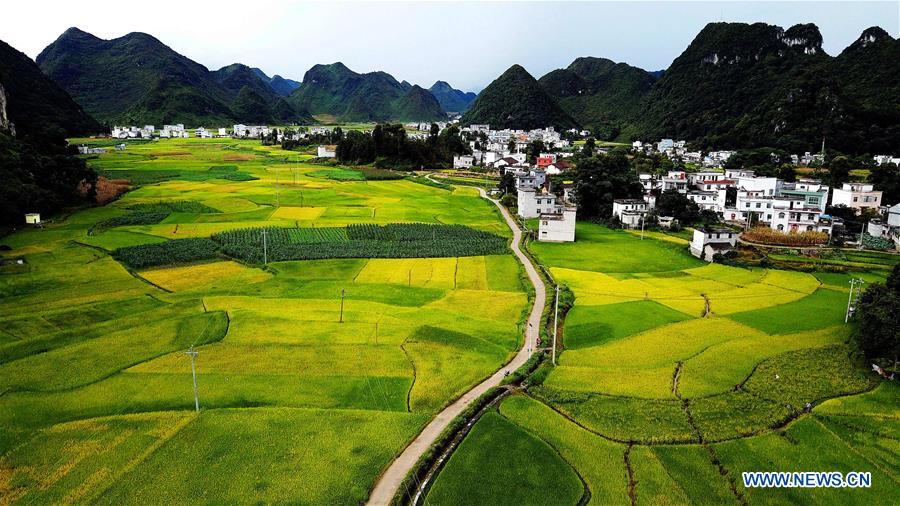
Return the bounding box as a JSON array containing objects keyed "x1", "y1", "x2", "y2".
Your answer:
[
  {"x1": 507, "y1": 138, "x2": 516, "y2": 153},
  {"x1": 656, "y1": 189, "x2": 700, "y2": 224},
  {"x1": 498, "y1": 171, "x2": 516, "y2": 196},
  {"x1": 853, "y1": 264, "x2": 900, "y2": 368},
  {"x1": 582, "y1": 137, "x2": 596, "y2": 157},
  {"x1": 526, "y1": 140, "x2": 545, "y2": 162},
  {"x1": 869, "y1": 162, "x2": 900, "y2": 206},
  {"x1": 572, "y1": 152, "x2": 642, "y2": 219},
  {"x1": 827, "y1": 156, "x2": 852, "y2": 193},
  {"x1": 777, "y1": 163, "x2": 797, "y2": 182}
]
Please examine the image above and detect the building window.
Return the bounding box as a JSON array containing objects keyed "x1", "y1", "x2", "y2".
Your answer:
[
  {"x1": 807, "y1": 226, "x2": 814, "y2": 232},
  {"x1": 756, "y1": 203, "x2": 761, "y2": 208},
  {"x1": 777, "y1": 224, "x2": 784, "y2": 231},
  {"x1": 778, "y1": 212, "x2": 785, "y2": 218}
]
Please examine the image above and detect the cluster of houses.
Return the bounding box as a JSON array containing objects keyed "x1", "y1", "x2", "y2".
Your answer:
[
  {"x1": 505, "y1": 169, "x2": 577, "y2": 243},
  {"x1": 109, "y1": 124, "x2": 278, "y2": 140},
  {"x1": 454, "y1": 125, "x2": 575, "y2": 171},
  {"x1": 632, "y1": 138, "x2": 834, "y2": 169},
  {"x1": 612, "y1": 165, "x2": 899, "y2": 258},
  {"x1": 632, "y1": 139, "x2": 737, "y2": 168}
]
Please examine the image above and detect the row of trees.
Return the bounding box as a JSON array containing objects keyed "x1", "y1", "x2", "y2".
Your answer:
[{"x1": 335, "y1": 123, "x2": 469, "y2": 169}]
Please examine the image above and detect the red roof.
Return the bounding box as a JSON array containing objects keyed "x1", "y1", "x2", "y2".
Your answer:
[{"x1": 705, "y1": 180, "x2": 735, "y2": 185}]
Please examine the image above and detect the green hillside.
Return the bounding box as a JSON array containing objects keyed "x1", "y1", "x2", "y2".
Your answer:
[{"x1": 461, "y1": 64, "x2": 577, "y2": 130}]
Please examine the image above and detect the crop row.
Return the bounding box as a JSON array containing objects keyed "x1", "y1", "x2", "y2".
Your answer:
[
  {"x1": 113, "y1": 223, "x2": 508, "y2": 268},
  {"x1": 113, "y1": 238, "x2": 220, "y2": 269},
  {"x1": 211, "y1": 224, "x2": 507, "y2": 263}
]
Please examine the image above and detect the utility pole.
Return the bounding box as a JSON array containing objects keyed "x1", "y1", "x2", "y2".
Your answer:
[
  {"x1": 339, "y1": 288, "x2": 345, "y2": 323},
  {"x1": 552, "y1": 284, "x2": 560, "y2": 365},
  {"x1": 845, "y1": 278, "x2": 863, "y2": 323},
  {"x1": 640, "y1": 214, "x2": 645, "y2": 240},
  {"x1": 262, "y1": 229, "x2": 268, "y2": 265},
  {"x1": 186, "y1": 346, "x2": 200, "y2": 412},
  {"x1": 858, "y1": 221, "x2": 867, "y2": 250}
]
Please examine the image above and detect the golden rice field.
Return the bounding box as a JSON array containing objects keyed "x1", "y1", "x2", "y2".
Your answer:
[
  {"x1": 0, "y1": 137, "x2": 527, "y2": 504},
  {"x1": 428, "y1": 222, "x2": 898, "y2": 505}
]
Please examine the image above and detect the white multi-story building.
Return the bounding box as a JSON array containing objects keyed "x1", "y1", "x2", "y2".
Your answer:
[
  {"x1": 518, "y1": 189, "x2": 560, "y2": 219},
  {"x1": 453, "y1": 155, "x2": 475, "y2": 169},
  {"x1": 690, "y1": 227, "x2": 737, "y2": 261},
  {"x1": 770, "y1": 197, "x2": 834, "y2": 235},
  {"x1": 612, "y1": 199, "x2": 649, "y2": 228},
  {"x1": 687, "y1": 191, "x2": 721, "y2": 212},
  {"x1": 316, "y1": 145, "x2": 336, "y2": 158},
  {"x1": 831, "y1": 183, "x2": 882, "y2": 212},
  {"x1": 661, "y1": 171, "x2": 689, "y2": 193},
  {"x1": 538, "y1": 207, "x2": 576, "y2": 242},
  {"x1": 687, "y1": 172, "x2": 724, "y2": 186}
]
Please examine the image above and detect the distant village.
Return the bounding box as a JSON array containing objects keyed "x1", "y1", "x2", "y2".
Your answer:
[{"x1": 78, "y1": 122, "x2": 900, "y2": 253}]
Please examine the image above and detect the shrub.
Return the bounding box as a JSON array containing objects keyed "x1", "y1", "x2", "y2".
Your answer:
[{"x1": 113, "y1": 238, "x2": 220, "y2": 269}]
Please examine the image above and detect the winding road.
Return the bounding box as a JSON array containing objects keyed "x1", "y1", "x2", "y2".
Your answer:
[{"x1": 366, "y1": 187, "x2": 546, "y2": 505}]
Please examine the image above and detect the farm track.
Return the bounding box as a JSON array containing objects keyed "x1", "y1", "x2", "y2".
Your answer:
[{"x1": 366, "y1": 187, "x2": 545, "y2": 505}]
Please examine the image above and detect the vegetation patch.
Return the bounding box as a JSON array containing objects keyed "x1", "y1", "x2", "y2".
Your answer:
[
  {"x1": 531, "y1": 387, "x2": 695, "y2": 443},
  {"x1": 97, "y1": 201, "x2": 218, "y2": 229},
  {"x1": 425, "y1": 410, "x2": 584, "y2": 505},
  {"x1": 113, "y1": 238, "x2": 220, "y2": 268},
  {"x1": 212, "y1": 223, "x2": 508, "y2": 263}
]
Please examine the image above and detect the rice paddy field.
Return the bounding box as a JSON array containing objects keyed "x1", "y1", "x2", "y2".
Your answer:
[
  {"x1": 428, "y1": 222, "x2": 900, "y2": 505},
  {"x1": 0, "y1": 138, "x2": 529, "y2": 504}
]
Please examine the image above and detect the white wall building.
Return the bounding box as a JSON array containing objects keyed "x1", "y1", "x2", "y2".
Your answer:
[
  {"x1": 453, "y1": 155, "x2": 475, "y2": 169},
  {"x1": 518, "y1": 190, "x2": 560, "y2": 219},
  {"x1": 770, "y1": 198, "x2": 834, "y2": 235},
  {"x1": 612, "y1": 199, "x2": 649, "y2": 228},
  {"x1": 831, "y1": 183, "x2": 882, "y2": 212},
  {"x1": 538, "y1": 207, "x2": 576, "y2": 242},
  {"x1": 690, "y1": 227, "x2": 737, "y2": 261},
  {"x1": 317, "y1": 145, "x2": 337, "y2": 158}
]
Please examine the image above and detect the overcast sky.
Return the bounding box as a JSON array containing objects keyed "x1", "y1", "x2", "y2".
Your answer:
[{"x1": 3, "y1": 1, "x2": 898, "y2": 92}]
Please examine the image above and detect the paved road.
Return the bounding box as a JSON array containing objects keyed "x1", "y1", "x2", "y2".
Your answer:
[{"x1": 366, "y1": 188, "x2": 546, "y2": 505}]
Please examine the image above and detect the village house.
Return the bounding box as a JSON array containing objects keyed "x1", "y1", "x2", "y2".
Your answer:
[
  {"x1": 770, "y1": 197, "x2": 834, "y2": 235},
  {"x1": 687, "y1": 190, "x2": 721, "y2": 212},
  {"x1": 690, "y1": 227, "x2": 737, "y2": 261},
  {"x1": 612, "y1": 199, "x2": 649, "y2": 228},
  {"x1": 517, "y1": 189, "x2": 560, "y2": 219},
  {"x1": 867, "y1": 203, "x2": 900, "y2": 251},
  {"x1": 453, "y1": 155, "x2": 475, "y2": 169},
  {"x1": 538, "y1": 207, "x2": 577, "y2": 242},
  {"x1": 831, "y1": 182, "x2": 882, "y2": 212},
  {"x1": 317, "y1": 145, "x2": 337, "y2": 158}
]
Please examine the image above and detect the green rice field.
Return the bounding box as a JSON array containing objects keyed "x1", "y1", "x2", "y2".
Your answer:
[
  {"x1": 427, "y1": 223, "x2": 899, "y2": 505},
  {"x1": 0, "y1": 137, "x2": 528, "y2": 504}
]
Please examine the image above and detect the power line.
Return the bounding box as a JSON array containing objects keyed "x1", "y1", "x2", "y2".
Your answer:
[{"x1": 186, "y1": 346, "x2": 200, "y2": 412}]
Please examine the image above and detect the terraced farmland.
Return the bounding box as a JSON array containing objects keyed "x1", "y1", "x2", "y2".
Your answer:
[
  {"x1": 427, "y1": 222, "x2": 899, "y2": 505},
  {"x1": 0, "y1": 137, "x2": 528, "y2": 504}
]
